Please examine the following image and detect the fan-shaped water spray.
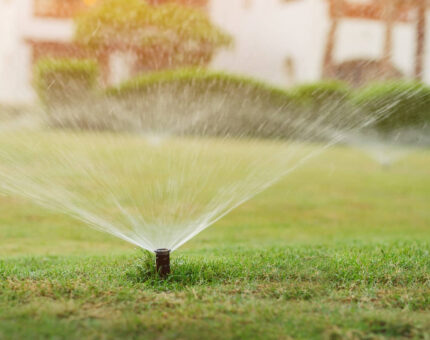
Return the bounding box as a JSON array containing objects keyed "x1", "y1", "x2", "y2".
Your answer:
[{"x1": 0, "y1": 76, "x2": 383, "y2": 255}]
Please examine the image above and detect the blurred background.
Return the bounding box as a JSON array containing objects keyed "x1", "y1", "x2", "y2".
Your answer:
[
  {"x1": 0, "y1": 0, "x2": 428, "y2": 255},
  {"x1": 0, "y1": 4, "x2": 429, "y2": 339},
  {"x1": 1, "y1": 0, "x2": 429, "y2": 103}
]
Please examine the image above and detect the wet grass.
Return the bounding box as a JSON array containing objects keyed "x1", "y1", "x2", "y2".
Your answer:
[{"x1": 0, "y1": 143, "x2": 429, "y2": 339}]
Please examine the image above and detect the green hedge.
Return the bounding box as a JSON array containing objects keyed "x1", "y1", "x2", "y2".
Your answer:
[
  {"x1": 107, "y1": 68, "x2": 291, "y2": 104},
  {"x1": 355, "y1": 81, "x2": 430, "y2": 132},
  {"x1": 32, "y1": 62, "x2": 430, "y2": 139},
  {"x1": 105, "y1": 68, "x2": 296, "y2": 137},
  {"x1": 289, "y1": 80, "x2": 351, "y2": 106},
  {"x1": 288, "y1": 80, "x2": 361, "y2": 135},
  {"x1": 34, "y1": 58, "x2": 99, "y2": 108},
  {"x1": 289, "y1": 80, "x2": 353, "y2": 120}
]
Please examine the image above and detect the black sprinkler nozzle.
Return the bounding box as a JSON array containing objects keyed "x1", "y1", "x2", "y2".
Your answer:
[{"x1": 155, "y1": 248, "x2": 170, "y2": 278}]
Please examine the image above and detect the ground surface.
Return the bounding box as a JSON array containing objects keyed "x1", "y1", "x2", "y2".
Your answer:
[{"x1": 0, "y1": 138, "x2": 429, "y2": 339}]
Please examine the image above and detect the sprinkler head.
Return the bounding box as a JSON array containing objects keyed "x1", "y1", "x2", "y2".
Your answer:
[{"x1": 155, "y1": 248, "x2": 170, "y2": 278}]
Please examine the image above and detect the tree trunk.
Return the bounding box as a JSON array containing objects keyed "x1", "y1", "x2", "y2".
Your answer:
[{"x1": 415, "y1": 0, "x2": 427, "y2": 80}]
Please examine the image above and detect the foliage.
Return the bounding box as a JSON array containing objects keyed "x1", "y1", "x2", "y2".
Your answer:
[
  {"x1": 105, "y1": 68, "x2": 295, "y2": 137},
  {"x1": 33, "y1": 62, "x2": 430, "y2": 138},
  {"x1": 107, "y1": 68, "x2": 291, "y2": 102},
  {"x1": 34, "y1": 58, "x2": 99, "y2": 107},
  {"x1": 74, "y1": 0, "x2": 232, "y2": 67},
  {"x1": 288, "y1": 80, "x2": 358, "y2": 138},
  {"x1": 289, "y1": 80, "x2": 351, "y2": 107},
  {"x1": 355, "y1": 81, "x2": 430, "y2": 131},
  {"x1": 289, "y1": 80, "x2": 353, "y2": 118}
]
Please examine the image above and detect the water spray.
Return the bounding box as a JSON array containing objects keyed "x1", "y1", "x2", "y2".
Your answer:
[{"x1": 155, "y1": 248, "x2": 171, "y2": 278}]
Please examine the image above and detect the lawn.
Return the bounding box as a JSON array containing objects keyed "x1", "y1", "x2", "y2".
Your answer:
[{"x1": 0, "y1": 132, "x2": 429, "y2": 339}]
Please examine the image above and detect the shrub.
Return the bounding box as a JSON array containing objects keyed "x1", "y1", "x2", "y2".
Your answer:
[
  {"x1": 34, "y1": 58, "x2": 99, "y2": 108},
  {"x1": 289, "y1": 80, "x2": 351, "y2": 107},
  {"x1": 74, "y1": 0, "x2": 232, "y2": 69},
  {"x1": 107, "y1": 68, "x2": 290, "y2": 102},
  {"x1": 288, "y1": 80, "x2": 361, "y2": 135},
  {"x1": 105, "y1": 68, "x2": 296, "y2": 137},
  {"x1": 355, "y1": 81, "x2": 430, "y2": 132}
]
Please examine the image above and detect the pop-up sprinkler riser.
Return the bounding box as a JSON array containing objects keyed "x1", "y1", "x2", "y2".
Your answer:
[{"x1": 155, "y1": 248, "x2": 170, "y2": 278}]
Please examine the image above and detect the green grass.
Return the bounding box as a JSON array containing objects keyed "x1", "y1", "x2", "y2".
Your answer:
[{"x1": 0, "y1": 134, "x2": 429, "y2": 339}]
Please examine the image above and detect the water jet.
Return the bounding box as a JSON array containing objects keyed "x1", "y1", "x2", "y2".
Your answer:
[{"x1": 0, "y1": 72, "x2": 387, "y2": 258}]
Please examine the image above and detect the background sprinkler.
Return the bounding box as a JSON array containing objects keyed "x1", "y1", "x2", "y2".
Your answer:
[{"x1": 155, "y1": 248, "x2": 170, "y2": 278}]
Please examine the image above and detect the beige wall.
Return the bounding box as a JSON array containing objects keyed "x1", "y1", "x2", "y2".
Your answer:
[
  {"x1": 0, "y1": 0, "x2": 74, "y2": 102},
  {"x1": 1, "y1": 0, "x2": 430, "y2": 102},
  {"x1": 209, "y1": 0, "x2": 329, "y2": 87},
  {"x1": 209, "y1": 0, "x2": 429, "y2": 87}
]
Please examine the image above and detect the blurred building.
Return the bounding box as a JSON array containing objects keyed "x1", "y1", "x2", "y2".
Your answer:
[
  {"x1": 0, "y1": 0, "x2": 208, "y2": 102},
  {"x1": 210, "y1": 0, "x2": 430, "y2": 87},
  {"x1": 322, "y1": 0, "x2": 427, "y2": 86},
  {"x1": 1, "y1": 0, "x2": 430, "y2": 102}
]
